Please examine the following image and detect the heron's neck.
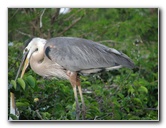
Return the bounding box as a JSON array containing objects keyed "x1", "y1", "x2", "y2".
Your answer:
[{"x1": 30, "y1": 47, "x2": 45, "y2": 76}]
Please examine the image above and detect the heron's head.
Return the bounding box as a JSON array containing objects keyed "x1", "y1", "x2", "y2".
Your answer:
[{"x1": 19, "y1": 37, "x2": 47, "y2": 78}]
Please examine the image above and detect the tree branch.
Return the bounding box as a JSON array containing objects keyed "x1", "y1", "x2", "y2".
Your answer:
[
  {"x1": 57, "y1": 17, "x2": 82, "y2": 36},
  {"x1": 9, "y1": 8, "x2": 20, "y2": 20},
  {"x1": 36, "y1": 110, "x2": 43, "y2": 120},
  {"x1": 16, "y1": 30, "x2": 33, "y2": 38},
  {"x1": 64, "y1": 8, "x2": 83, "y2": 21},
  {"x1": 30, "y1": 20, "x2": 43, "y2": 37},
  {"x1": 99, "y1": 40, "x2": 117, "y2": 43},
  {"x1": 51, "y1": 8, "x2": 60, "y2": 25},
  {"x1": 48, "y1": 8, "x2": 60, "y2": 38}
]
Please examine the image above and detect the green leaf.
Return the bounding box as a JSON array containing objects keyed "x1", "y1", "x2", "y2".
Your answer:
[
  {"x1": 138, "y1": 86, "x2": 148, "y2": 93},
  {"x1": 9, "y1": 114, "x2": 18, "y2": 120},
  {"x1": 82, "y1": 81, "x2": 91, "y2": 86},
  {"x1": 113, "y1": 110, "x2": 121, "y2": 120},
  {"x1": 11, "y1": 80, "x2": 16, "y2": 89},
  {"x1": 113, "y1": 100, "x2": 120, "y2": 108},
  {"x1": 125, "y1": 107, "x2": 130, "y2": 113},
  {"x1": 17, "y1": 78, "x2": 26, "y2": 90},
  {"x1": 128, "y1": 86, "x2": 135, "y2": 94},
  {"x1": 133, "y1": 98, "x2": 142, "y2": 105},
  {"x1": 16, "y1": 101, "x2": 29, "y2": 107},
  {"x1": 26, "y1": 75, "x2": 36, "y2": 88},
  {"x1": 129, "y1": 115, "x2": 140, "y2": 120},
  {"x1": 118, "y1": 93, "x2": 124, "y2": 98}
]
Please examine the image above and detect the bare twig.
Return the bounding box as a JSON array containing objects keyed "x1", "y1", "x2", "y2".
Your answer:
[
  {"x1": 99, "y1": 40, "x2": 117, "y2": 43},
  {"x1": 64, "y1": 8, "x2": 83, "y2": 21},
  {"x1": 30, "y1": 20, "x2": 43, "y2": 37},
  {"x1": 58, "y1": 17, "x2": 82, "y2": 36},
  {"x1": 48, "y1": 8, "x2": 60, "y2": 38},
  {"x1": 40, "y1": 8, "x2": 46, "y2": 28},
  {"x1": 36, "y1": 110, "x2": 43, "y2": 120},
  {"x1": 51, "y1": 8, "x2": 60, "y2": 25},
  {"x1": 94, "y1": 116, "x2": 98, "y2": 120},
  {"x1": 82, "y1": 89, "x2": 93, "y2": 94},
  {"x1": 99, "y1": 40, "x2": 119, "y2": 47},
  {"x1": 144, "y1": 108, "x2": 158, "y2": 111},
  {"x1": 9, "y1": 8, "x2": 20, "y2": 20},
  {"x1": 16, "y1": 30, "x2": 33, "y2": 38}
]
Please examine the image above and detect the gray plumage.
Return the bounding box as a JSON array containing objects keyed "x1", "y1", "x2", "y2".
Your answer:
[{"x1": 45, "y1": 37, "x2": 135, "y2": 74}]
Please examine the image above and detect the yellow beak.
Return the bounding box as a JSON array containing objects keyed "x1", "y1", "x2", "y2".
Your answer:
[{"x1": 21, "y1": 58, "x2": 29, "y2": 78}]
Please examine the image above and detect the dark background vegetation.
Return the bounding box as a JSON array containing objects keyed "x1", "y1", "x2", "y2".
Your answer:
[{"x1": 8, "y1": 8, "x2": 158, "y2": 120}]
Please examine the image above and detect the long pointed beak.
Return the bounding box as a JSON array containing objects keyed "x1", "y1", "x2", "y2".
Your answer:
[
  {"x1": 20, "y1": 57, "x2": 29, "y2": 78},
  {"x1": 15, "y1": 51, "x2": 29, "y2": 80}
]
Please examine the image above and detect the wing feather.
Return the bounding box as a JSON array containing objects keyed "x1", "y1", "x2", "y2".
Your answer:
[{"x1": 44, "y1": 37, "x2": 135, "y2": 72}]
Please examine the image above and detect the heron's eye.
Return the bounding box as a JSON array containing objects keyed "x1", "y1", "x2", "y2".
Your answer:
[
  {"x1": 24, "y1": 48, "x2": 28, "y2": 52},
  {"x1": 35, "y1": 48, "x2": 38, "y2": 51}
]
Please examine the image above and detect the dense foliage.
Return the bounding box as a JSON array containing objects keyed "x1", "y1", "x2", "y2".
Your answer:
[{"x1": 8, "y1": 8, "x2": 158, "y2": 120}]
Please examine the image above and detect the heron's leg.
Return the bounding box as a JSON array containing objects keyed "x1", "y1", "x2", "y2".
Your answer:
[
  {"x1": 77, "y1": 82, "x2": 86, "y2": 120},
  {"x1": 68, "y1": 71, "x2": 80, "y2": 120},
  {"x1": 73, "y1": 85, "x2": 80, "y2": 120}
]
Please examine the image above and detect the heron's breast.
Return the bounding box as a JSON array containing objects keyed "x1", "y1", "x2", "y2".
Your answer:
[
  {"x1": 43, "y1": 61, "x2": 69, "y2": 80},
  {"x1": 30, "y1": 58, "x2": 69, "y2": 80}
]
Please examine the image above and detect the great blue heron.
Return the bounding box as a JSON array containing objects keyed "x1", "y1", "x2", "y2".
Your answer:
[{"x1": 14, "y1": 37, "x2": 135, "y2": 120}]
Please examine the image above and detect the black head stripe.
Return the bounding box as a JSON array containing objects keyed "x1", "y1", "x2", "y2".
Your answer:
[{"x1": 45, "y1": 46, "x2": 52, "y2": 60}]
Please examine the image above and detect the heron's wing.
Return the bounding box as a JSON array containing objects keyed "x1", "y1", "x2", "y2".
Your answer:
[{"x1": 44, "y1": 37, "x2": 135, "y2": 72}]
